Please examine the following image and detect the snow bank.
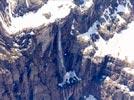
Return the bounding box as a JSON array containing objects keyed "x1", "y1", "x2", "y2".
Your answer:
[
  {"x1": 95, "y1": 21, "x2": 134, "y2": 63},
  {"x1": 2, "y1": 0, "x2": 94, "y2": 34},
  {"x1": 77, "y1": 0, "x2": 134, "y2": 63},
  {"x1": 9, "y1": 0, "x2": 75, "y2": 34},
  {"x1": 58, "y1": 71, "x2": 81, "y2": 87},
  {"x1": 123, "y1": 67, "x2": 134, "y2": 76},
  {"x1": 84, "y1": 94, "x2": 97, "y2": 100}
]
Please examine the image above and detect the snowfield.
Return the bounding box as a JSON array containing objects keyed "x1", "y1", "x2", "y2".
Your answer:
[
  {"x1": 95, "y1": 21, "x2": 134, "y2": 63},
  {"x1": 9, "y1": 0, "x2": 75, "y2": 34},
  {"x1": 77, "y1": 0, "x2": 134, "y2": 63},
  {"x1": 1, "y1": 0, "x2": 94, "y2": 34}
]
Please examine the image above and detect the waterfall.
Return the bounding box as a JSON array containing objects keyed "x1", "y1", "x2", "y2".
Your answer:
[
  {"x1": 57, "y1": 24, "x2": 67, "y2": 99},
  {"x1": 57, "y1": 25, "x2": 66, "y2": 77},
  {"x1": 79, "y1": 57, "x2": 87, "y2": 77}
]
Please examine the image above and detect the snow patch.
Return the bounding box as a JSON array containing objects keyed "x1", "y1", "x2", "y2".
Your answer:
[
  {"x1": 77, "y1": 0, "x2": 133, "y2": 63},
  {"x1": 77, "y1": 2, "x2": 129, "y2": 41},
  {"x1": 84, "y1": 95, "x2": 97, "y2": 100},
  {"x1": 84, "y1": 0, "x2": 93, "y2": 8},
  {"x1": 123, "y1": 67, "x2": 134, "y2": 76},
  {"x1": 105, "y1": 76, "x2": 111, "y2": 81},
  {"x1": 6, "y1": 0, "x2": 75, "y2": 34},
  {"x1": 82, "y1": 0, "x2": 94, "y2": 11},
  {"x1": 116, "y1": 0, "x2": 132, "y2": 14},
  {"x1": 1, "y1": 0, "x2": 95, "y2": 35},
  {"x1": 77, "y1": 21, "x2": 99, "y2": 42},
  {"x1": 119, "y1": 84, "x2": 129, "y2": 92},
  {"x1": 3, "y1": 0, "x2": 94, "y2": 34},
  {"x1": 58, "y1": 71, "x2": 81, "y2": 87},
  {"x1": 95, "y1": 21, "x2": 134, "y2": 63},
  {"x1": 129, "y1": 92, "x2": 134, "y2": 96},
  {"x1": 116, "y1": 14, "x2": 126, "y2": 25},
  {"x1": 117, "y1": 3, "x2": 131, "y2": 14}
]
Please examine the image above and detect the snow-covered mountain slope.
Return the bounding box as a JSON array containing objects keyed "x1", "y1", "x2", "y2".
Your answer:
[
  {"x1": 95, "y1": 21, "x2": 134, "y2": 63},
  {"x1": 0, "y1": 0, "x2": 134, "y2": 100},
  {"x1": 0, "y1": 0, "x2": 93, "y2": 34},
  {"x1": 77, "y1": 0, "x2": 134, "y2": 63}
]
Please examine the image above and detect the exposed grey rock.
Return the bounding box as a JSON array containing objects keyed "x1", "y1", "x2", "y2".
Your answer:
[{"x1": 0, "y1": 0, "x2": 133, "y2": 100}]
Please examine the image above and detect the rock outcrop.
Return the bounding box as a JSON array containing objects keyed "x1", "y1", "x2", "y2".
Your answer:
[{"x1": 0, "y1": 0, "x2": 134, "y2": 100}]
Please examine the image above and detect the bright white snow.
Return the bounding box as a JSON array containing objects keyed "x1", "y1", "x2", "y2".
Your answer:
[
  {"x1": 123, "y1": 67, "x2": 134, "y2": 76},
  {"x1": 9, "y1": 0, "x2": 75, "y2": 34},
  {"x1": 84, "y1": 0, "x2": 93, "y2": 8},
  {"x1": 78, "y1": 0, "x2": 134, "y2": 63},
  {"x1": 117, "y1": 4, "x2": 130, "y2": 14},
  {"x1": 58, "y1": 71, "x2": 81, "y2": 87},
  {"x1": 95, "y1": 21, "x2": 134, "y2": 63},
  {"x1": 80, "y1": 0, "x2": 93, "y2": 11},
  {"x1": 1, "y1": 0, "x2": 94, "y2": 35},
  {"x1": 77, "y1": 21, "x2": 99, "y2": 41},
  {"x1": 117, "y1": 0, "x2": 132, "y2": 15},
  {"x1": 76, "y1": 2, "x2": 129, "y2": 41},
  {"x1": 84, "y1": 95, "x2": 97, "y2": 100},
  {"x1": 116, "y1": 14, "x2": 126, "y2": 25}
]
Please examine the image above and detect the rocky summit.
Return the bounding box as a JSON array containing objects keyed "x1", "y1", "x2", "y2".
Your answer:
[{"x1": 0, "y1": 0, "x2": 134, "y2": 100}]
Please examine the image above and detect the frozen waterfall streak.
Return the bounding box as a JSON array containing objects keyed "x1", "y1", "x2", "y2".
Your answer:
[
  {"x1": 79, "y1": 57, "x2": 88, "y2": 78},
  {"x1": 26, "y1": 0, "x2": 30, "y2": 8},
  {"x1": 57, "y1": 24, "x2": 68, "y2": 100},
  {"x1": 57, "y1": 24, "x2": 66, "y2": 77}
]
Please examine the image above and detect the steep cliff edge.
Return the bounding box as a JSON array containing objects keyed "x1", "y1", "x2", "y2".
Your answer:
[{"x1": 0, "y1": 0, "x2": 134, "y2": 100}]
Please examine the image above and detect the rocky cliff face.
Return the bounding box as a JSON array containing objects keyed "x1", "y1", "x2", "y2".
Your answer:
[{"x1": 0, "y1": 0, "x2": 134, "y2": 100}]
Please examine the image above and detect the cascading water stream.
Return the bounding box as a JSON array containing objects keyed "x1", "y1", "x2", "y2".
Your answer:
[{"x1": 57, "y1": 24, "x2": 66, "y2": 77}]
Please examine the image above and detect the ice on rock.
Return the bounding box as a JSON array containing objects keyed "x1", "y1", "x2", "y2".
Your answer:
[
  {"x1": 77, "y1": 21, "x2": 99, "y2": 42},
  {"x1": 117, "y1": 0, "x2": 132, "y2": 14},
  {"x1": 95, "y1": 21, "x2": 134, "y2": 63},
  {"x1": 116, "y1": 14, "x2": 126, "y2": 25},
  {"x1": 83, "y1": 46, "x2": 96, "y2": 58},
  {"x1": 123, "y1": 68, "x2": 134, "y2": 76},
  {"x1": 58, "y1": 71, "x2": 81, "y2": 88},
  {"x1": 1, "y1": 0, "x2": 95, "y2": 35},
  {"x1": 77, "y1": 0, "x2": 134, "y2": 63},
  {"x1": 3, "y1": 0, "x2": 75, "y2": 34},
  {"x1": 84, "y1": 94, "x2": 97, "y2": 100}
]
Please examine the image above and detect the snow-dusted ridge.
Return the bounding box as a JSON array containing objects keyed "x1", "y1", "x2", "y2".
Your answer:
[
  {"x1": 77, "y1": 0, "x2": 134, "y2": 63},
  {"x1": 0, "y1": 0, "x2": 94, "y2": 35},
  {"x1": 9, "y1": 0, "x2": 75, "y2": 34},
  {"x1": 80, "y1": 21, "x2": 134, "y2": 63},
  {"x1": 79, "y1": 21, "x2": 134, "y2": 63},
  {"x1": 95, "y1": 21, "x2": 134, "y2": 63}
]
